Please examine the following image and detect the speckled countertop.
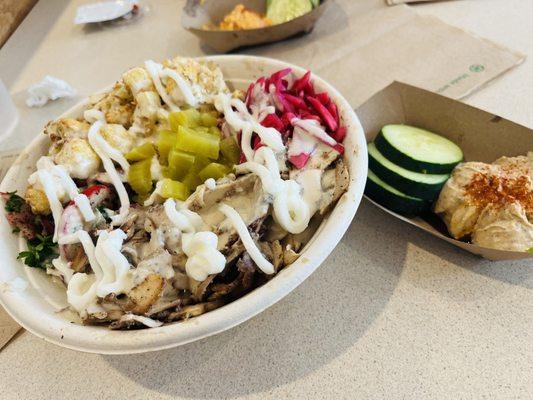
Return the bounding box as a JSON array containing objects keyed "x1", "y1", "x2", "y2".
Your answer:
[{"x1": 0, "y1": 1, "x2": 532, "y2": 399}]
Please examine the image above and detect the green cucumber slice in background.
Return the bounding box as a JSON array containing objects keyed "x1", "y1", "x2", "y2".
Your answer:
[{"x1": 267, "y1": 0, "x2": 313, "y2": 24}]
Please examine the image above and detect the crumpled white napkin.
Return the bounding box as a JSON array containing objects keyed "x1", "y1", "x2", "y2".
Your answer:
[{"x1": 26, "y1": 75, "x2": 77, "y2": 107}]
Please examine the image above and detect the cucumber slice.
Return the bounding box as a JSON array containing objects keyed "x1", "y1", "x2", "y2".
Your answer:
[
  {"x1": 267, "y1": 0, "x2": 313, "y2": 24},
  {"x1": 368, "y1": 142, "x2": 449, "y2": 200},
  {"x1": 365, "y1": 170, "x2": 429, "y2": 216},
  {"x1": 376, "y1": 125, "x2": 463, "y2": 174}
]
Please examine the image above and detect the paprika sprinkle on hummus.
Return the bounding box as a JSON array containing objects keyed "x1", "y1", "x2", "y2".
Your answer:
[{"x1": 465, "y1": 173, "x2": 532, "y2": 214}]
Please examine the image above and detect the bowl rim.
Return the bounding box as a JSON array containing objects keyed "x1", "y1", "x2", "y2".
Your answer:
[{"x1": 0, "y1": 55, "x2": 368, "y2": 354}]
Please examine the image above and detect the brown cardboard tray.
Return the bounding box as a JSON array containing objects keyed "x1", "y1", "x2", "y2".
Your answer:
[
  {"x1": 181, "y1": 0, "x2": 329, "y2": 53},
  {"x1": 356, "y1": 81, "x2": 533, "y2": 261}
]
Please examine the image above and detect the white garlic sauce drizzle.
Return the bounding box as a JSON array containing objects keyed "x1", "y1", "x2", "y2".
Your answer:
[
  {"x1": 144, "y1": 60, "x2": 198, "y2": 111},
  {"x1": 83, "y1": 109, "x2": 106, "y2": 124},
  {"x1": 218, "y1": 204, "x2": 274, "y2": 275},
  {"x1": 87, "y1": 121, "x2": 130, "y2": 225},
  {"x1": 65, "y1": 230, "x2": 101, "y2": 314},
  {"x1": 118, "y1": 314, "x2": 163, "y2": 328},
  {"x1": 217, "y1": 93, "x2": 312, "y2": 234},
  {"x1": 94, "y1": 230, "x2": 132, "y2": 297},
  {"x1": 162, "y1": 68, "x2": 198, "y2": 108},
  {"x1": 182, "y1": 232, "x2": 226, "y2": 282},
  {"x1": 164, "y1": 199, "x2": 225, "y2": 281},
  {"x1": 291, "y1": 118, "x2": 338, "y2": 147},
  {"x1": 214, "y1": 94, "x2": 284, "y2": 161},
  {"x1": 212, "y1": 92, "x2": 328, "y2": 274},
  {"x1": 66, "y1": 229, "x2": 133, "y2": 314},
  {"x1": 28, "y1": 156, "x2": 95, "y2": 241},
  {"x1": 145, "y1": 60, "x2": 179, "y2": 112},
  {"x1": 51, "y1": 257, "x2": 74, "y2": 283},
  {"x1": 204, "y1": 178, "x2": 216, "y2": 190}
]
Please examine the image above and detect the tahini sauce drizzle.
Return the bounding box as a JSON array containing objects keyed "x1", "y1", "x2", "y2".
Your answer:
[
  {"x1": 164, "y1": 199, "x2": 225, "y2": 281},
  {"x1": 87, "y1": 120, "x2": 130, "y2": 226},
  {"x1": 28, "y1": 156, "x2": 95, "y2": 241}
]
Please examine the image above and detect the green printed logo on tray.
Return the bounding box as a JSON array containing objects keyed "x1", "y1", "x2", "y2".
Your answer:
[
  {"x1": 437, "y1": 63, "x2": 486, "y2": 94},
  {"x1": 469, "y1": 64, "x2": 485, "y2": 73}
]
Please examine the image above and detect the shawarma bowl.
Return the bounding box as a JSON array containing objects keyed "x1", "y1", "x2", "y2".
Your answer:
[{"x1": 0, "y1": 55, "x2": 367, "y2": 354}]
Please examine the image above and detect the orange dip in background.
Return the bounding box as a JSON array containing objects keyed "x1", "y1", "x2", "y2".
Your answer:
[{"x1": 218, "y1": 4, "x2": 272, "y2": 30}]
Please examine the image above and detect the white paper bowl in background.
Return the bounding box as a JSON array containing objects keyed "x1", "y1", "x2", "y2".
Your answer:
[{"x1": 0, "y1": 56, "x2": 368, "y2": 354}]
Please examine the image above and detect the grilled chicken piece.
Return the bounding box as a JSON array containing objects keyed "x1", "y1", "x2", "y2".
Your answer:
[
  {"x1": 67, "y1": 244, "x2": 89, "y2": 273},
  {"x1": 136, "y1": 91, "x2": 161, "y2": 117},
  {"x1": 147, "y1": 298, "x2": 185, "y2": 317},
  {"x1": 208, "y1": 278, "x2": 241, "y2": 301},
  {"x1": 130, "y1": 91, "x2": 162, "y2": 136},
  {"x1": 89, "y1": 82, "x2": 135, "y2": 127},
  {"x1": 318, "y1": 158, "x2": 350, "y2": 214},
  {"x1": 85, "y1": 309, "x2": 125, "y2": 326},
  {"x1": 236, "y1": 253, "x2": 256, "y2": 289},
  {"x1": 166, "y1": 300, "x2": 224, "y2": 321},
  {"x1": 223, "y1": 239, "x2": 245, "y2": 265},
  {"x1": 283, "y1": 246, "x2": 300, "y2": 266},
  {"x1": 259, "y1": 240, "x2": 283, "y2": 272},
  {"x1": 99, "y1": 124, "x2": 136, "y2": 154},
  {"x1": 306, "y1": 142, "x2": 340, "y2": 171},
  {"x1": 122, "y1": 67, "x2": 155, "y2": 96},
  {"x1": 24, "y1": 186, "x2": 51, "y2": 215},
  {"x1": 208, "y1": 252, "x2": 257, "y2": 302},
  {"x1": 128, "y1": 273, "x2": 165, "y2": 314},
  {"x1": 190, "y1": 275, "x2": 216, "y2": 302},
  {"x1": 44, "y1": 118, "x2": 101, "y2": 180},
  {"x1": 45, "y1": 118, "x2": 90, "y2": 152},
  {"x1": 163, "y1": 57, "x2": 229, "y2": 104},
  {"x1": 54, "y1": 137, "x2": 101, "y2": 179},
  {"x1": 290, "y1": 158, "x2": 349, "y2": 216}
]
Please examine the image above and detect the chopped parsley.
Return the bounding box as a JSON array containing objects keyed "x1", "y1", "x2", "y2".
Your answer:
[
  {"x1": 4, "y1": 191, "x2": 25, "y2": 213},
  {"x1": 17, "y1": 234, "x2": 58, "y2": 269}
]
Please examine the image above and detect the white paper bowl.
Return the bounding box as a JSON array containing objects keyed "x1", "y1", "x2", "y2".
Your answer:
[{"x1": 0, "y1": 55, "x2": 367, "y2": 354}]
